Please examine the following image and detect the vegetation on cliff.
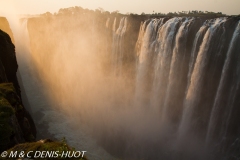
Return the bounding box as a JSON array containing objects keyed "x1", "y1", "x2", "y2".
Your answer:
[
  {"x1": 0, "y1": 83, "x2": 36, "y2": 152},
  {"x1": 1, "y1": 6, "x2": 239, "y2": 159},
  {"x1": 0, "y1": 28, "x2": 37, "y2": 153}
]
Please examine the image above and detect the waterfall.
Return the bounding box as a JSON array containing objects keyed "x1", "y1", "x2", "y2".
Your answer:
[
  {"x1": 162, "y1": 18, "x2": 195, "y2": 124},
  {"x1": 135, "y1": 19, "x2": 163, "y2": 108},
  {"x1": 178, "y1": 18, "x2": 227, "y2": 140},
  {"x1": 112, "y1": 17, "x2": 128, "y2": 76},
  {"x1": 8, "y1": 17, "x2": 118, "y2": 160},
  {"x1": 134, "y1": 16, "x2": 240, "y2": 158},
  {"x1": 10, "y1": 18, "x2": 46, "y2": 114},
  {"x1": 7, "y1": 13, "x2": 240, "y2": 160},
  {"x1": 112, "y1": 18, "x2": 117, "y2": 32},
  {"x1": 106, "y1": 18, "x2": 110, "y2": 28},
  {"x1": 206, "y1": 21, "x2": 240, "y2": 145},
  {"x1": 151, "y1": 18, "x2": 181, "y2": 113},
  {"x1": 186, "y1": 25, "x2": 208, "y2": 91}
]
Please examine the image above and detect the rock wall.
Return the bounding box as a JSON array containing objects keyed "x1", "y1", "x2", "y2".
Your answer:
[
  {"x1": 0, "y1": 17, "x2": 14, "y2": 44},
  {"x1": 0, "y1": 24, "x2": 36, "y2": 152}
]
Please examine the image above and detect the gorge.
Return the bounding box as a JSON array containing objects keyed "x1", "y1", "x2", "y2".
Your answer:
[{"x1": 1, "y1": 7, "x2": 240, "y2": 160}]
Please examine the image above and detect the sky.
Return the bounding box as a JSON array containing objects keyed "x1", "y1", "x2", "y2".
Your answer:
[{"x1": 0, "y1": 0, "x2": 240, "y2": 16}]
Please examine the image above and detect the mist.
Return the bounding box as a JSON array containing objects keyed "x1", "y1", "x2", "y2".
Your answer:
[
  {"x1": 6, "y1": 10, "x2": 163, "y2": 160},
  {"x1": 2, "y1": 5, "x2": 240, "y2": 160}
]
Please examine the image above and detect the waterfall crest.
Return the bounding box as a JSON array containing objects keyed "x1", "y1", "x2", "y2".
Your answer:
[
  {"x1": 13, "y1": 14, "x2": 240, "y2": 160},
  {"x1": 134, "y1": 16, "x2": 240, "y2": 158}
]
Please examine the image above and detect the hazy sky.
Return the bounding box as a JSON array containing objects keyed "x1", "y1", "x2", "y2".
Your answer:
[{"x1": 0, "y1": 0, "x2": 240, "y2": 15}]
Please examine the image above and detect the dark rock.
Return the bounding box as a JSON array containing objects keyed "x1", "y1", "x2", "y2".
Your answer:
[{"x1": 0, "y1": 27, "x2": 36, "y2": 152}]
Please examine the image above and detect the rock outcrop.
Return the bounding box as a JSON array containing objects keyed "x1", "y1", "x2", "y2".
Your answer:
[
  {"x1": 5, "y1": 138, "x2": 88, "y2": 160},
  {"x1": 0, "y1": 17, "x2": 14, "y2": 44},
  {"x1": 0, "y1": 28, "x2": 36, "y2": 152}
]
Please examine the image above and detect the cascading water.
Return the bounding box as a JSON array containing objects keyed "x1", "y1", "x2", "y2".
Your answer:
[
  {"x1": 8, "y1": 17, "x2": 118, "y2": 160},
  {"x1": 134, "y1": 16, "x2": 240, "y2": 159},
  {"x1": 206, "y1": 21, "x2": 240, "y2": 146},
  {"x1": 135, "y1": 19, "x2": 162, "y2": 108},
  {"x1": 6, "y1": 12, "x2": 240, "y2": 160},
  {"x1": 178, "y1": 18, "x2": 227, "y2": 141},
  {"x1": 112, "y1": 17, "x2": 127, "y2": 76},
  {"x1": 151, "y1": 17, "x2": 181, "y2": 114},
  {"x1": 162, "y1": 18, "x2": 195, "y2": 124}
]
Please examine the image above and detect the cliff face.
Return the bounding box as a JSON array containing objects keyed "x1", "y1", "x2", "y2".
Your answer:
[
  {"x1": 0, "y1": 17, "x2": 14, "y2": 44},
  {"x1": 0, "y1": 27, "x2": 36, "y2": 152}
]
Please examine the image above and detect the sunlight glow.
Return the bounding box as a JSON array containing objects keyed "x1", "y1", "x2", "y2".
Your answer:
[{"x1": 0, "y1": 0, "x2": 239, "y2": 16}]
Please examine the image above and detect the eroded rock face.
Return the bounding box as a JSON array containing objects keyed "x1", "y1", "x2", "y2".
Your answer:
[
  {"x1": 0, "y1": 17, "x2": 14, "y2": 44},
  {"x1": 0, "y1": 83, "x2": 37, "y2": 152},
  {"x1": 0, "y1": 27, "x2": 36, "y2": 152},
  {"x1": 0, "y1": 30, "x2": 19, "y2": 92}
]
